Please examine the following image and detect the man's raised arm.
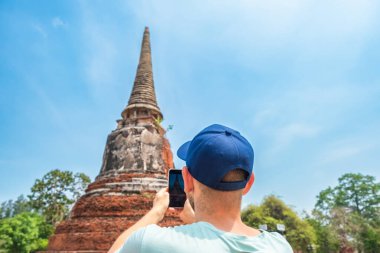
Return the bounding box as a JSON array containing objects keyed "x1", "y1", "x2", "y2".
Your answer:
[{"x1": 107, "y1": 188, "x2": 170, "y2": 253}]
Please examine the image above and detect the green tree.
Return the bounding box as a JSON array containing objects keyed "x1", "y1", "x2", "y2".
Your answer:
[
  {"x1": 314, "y1": 187, "x2": 336, "y2": 219},
  {"x1": 360, "y1": 223, "x2": 380, "y2": 253},
  {"x1": 315, "y1": 173, "x2": 380, "y2": 220},
  {"x1": 314, "y1": 173, "x2": 380, "y2": 253},
  {"x1": 330, "y1": 207, "x2": 360, "y2": 252},
  {"x1": 0, "y1": 195, "x2": 32, "y2": 219},
  {"x1": 349, "y1": 213, "x2": 380, "y2": 253},
  {"x1": 242, "y1": 195, "x2": 316, "y2": 252},
  {"x1": 0, "y1": 200, "x2": 13, "y2": 219},
  {"x1": 28, "y1": 169, "x2": 90, "y2": 225},
  {"x1": 12, "y1": 195, "x2": 32, "y2": 217},
  {"x1": 306, "y1": 212, "x2": 340, "y2": 253},
  {"x1": 0, "y1": 212, "x2": 53, "y2": 253},
  {"x1": 337, "y1": 174, "x2": 380, "y2": 219}
]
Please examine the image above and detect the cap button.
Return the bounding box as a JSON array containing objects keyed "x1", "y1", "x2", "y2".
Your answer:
[{"x1": 225, "y1": 130, "x2": 232, "y2": 136}]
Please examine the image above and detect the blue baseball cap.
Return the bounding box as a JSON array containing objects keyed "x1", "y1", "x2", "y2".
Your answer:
[{"x1": 177, "y1": 124, "x2": 254, "y2": 191}]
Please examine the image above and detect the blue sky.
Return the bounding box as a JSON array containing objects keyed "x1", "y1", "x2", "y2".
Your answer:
[{"x1": 1, "y1": 0, "x2": 379, "y2": 213}]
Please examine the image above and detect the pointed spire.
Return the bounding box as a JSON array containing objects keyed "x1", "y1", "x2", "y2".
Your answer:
[{"x1": 123, "y1": 27, "x2": 162, "y2": 121}]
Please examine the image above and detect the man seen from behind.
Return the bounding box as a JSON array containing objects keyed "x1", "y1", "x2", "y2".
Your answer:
[{"x1": 109, "y1": 124, "x2": 293, "y2": 253}]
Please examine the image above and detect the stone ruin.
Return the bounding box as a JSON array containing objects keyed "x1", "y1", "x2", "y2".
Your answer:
[{"x1": 43, "y1": 27, "x2": 181, "y2": 253}]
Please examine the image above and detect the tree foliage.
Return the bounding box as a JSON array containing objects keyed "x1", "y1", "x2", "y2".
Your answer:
[
  {"x1": 315, "y1": 173, "x2": 380, "y2": 220},
  {"x1": 0, "y1": 195, "x2": 32, "y2": 219},
  {"x1": 0, "y1": 212, "x2": 53, "y2": 253},
  {"x1": 360, "y1": 223, "x2": 380, "y2": 253},
  {"x1": 313, "y1": 173, "x2": 380, "y2": 252},
  {"x1": 242, "y1": 195, "x2": 316, "y2": 252},
  {"x1": 306, "y1": 213, "x2": 340, "y2": 253},
  {"x1": 28, "y1": 169, "x2": 90, "y2": 225}
]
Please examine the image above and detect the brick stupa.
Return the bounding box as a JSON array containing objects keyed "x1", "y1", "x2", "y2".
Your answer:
[{"x1": 45, "y1": 27, "x2": 180, "y2": 253}]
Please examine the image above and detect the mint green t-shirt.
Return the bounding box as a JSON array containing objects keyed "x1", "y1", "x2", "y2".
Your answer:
[{"x1": 116, "y1": 222, "x2": 293, "y2": 253}]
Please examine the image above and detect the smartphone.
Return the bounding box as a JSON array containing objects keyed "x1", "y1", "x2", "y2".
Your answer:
[{"x1": 168, "y1": 169, "x2": 186, "y2": 208}]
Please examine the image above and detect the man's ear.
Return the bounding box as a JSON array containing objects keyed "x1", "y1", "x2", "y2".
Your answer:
[
  {"x1": 182, "y1": 166, "x2": 194, "y2": 194},
  {"x1": 242, "y1": 173, "x2": 255, "y2": 195}
]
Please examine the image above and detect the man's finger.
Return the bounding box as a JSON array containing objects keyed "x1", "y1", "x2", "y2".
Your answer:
[
  {"x1": 158, "y1": 187, "x2": 168, "y2": 194},
  {"x1": 168, "y1": 207, "x2": 182, "y2": 212}
]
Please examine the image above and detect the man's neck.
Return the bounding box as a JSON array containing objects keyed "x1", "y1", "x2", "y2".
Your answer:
[
  {"x1": 194, "y1": 204, "x2": 260, "y2": 237},
  {"x1": 195, "y1": 207, "x2": 241, "y2": 228}
]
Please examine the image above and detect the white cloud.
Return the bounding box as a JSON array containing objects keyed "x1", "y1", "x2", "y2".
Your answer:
[
  {"x1": 274, "y1": 122, "x2": 321, "y2": 149},
  {"x1": 253, "y1": 108, "x2": 277, "y2": 127},
  {"x1": 32, "y1": 24, "x2": 47, "y2": 38},
  {"x1": 84, "y1": 29, "x2": 117, "y2": 94},
  {"x1": 79, "y1": 3, "x2": 119, "y2": 98},
  {"x1": 319, "y1": 138, "x2": 374, "y2": 164},
  {"x1": 26, "y1": 79, "x2": 65, "y2": 127},
  {"x1": 324, "y1": 146, "x2": 364, "y2": 162},
  {"x1": 149, "y1": 1, "x2": 376, "y2": 86},
  {"x1": 51, "y1": 17, "x2": 67, "y2": 28}
]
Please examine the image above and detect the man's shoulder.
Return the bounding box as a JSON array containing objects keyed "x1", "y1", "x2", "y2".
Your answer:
[
  {"x1": 142, "y1": 223, "x2": 293, "y2": 252},
  {"x1": 257, "y1": 231, "x2": 293, "y2": 252},
  {"x1": 144, "y1": 221, "x2": 209, "y2": 237},
  {"x1": 141, "y1": 222, "x2": 230, "y2": 249}
]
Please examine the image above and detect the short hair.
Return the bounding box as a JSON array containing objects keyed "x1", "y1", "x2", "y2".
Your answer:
[
  {"x1": 196, "y1": 169, "x2": 246, "y2": 214},
  {"x1": 197, "y1": 169, "x2": 248, "y2": 195},
  {"x1": 221, "y1": 168, "x2": 248, "y2": 183}
]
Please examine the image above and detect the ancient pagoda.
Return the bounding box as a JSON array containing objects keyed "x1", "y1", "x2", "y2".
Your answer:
[{"x1": 45, "y1": 27, "x2": 179, "y2": 253}]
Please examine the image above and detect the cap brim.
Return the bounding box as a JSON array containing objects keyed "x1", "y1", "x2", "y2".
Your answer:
[{"x1": 177, "y1": 141, "x2": 191, "y2": 161}]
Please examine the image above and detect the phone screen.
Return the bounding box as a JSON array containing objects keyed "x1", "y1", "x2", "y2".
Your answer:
[{"x1": 168, "y1": 169, "x2": 186, "y2": 208}]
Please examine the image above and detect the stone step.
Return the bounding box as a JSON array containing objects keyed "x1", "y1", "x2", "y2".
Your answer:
[{"x1": 86, "y1": 177, "x2": 167, "y2": 195}]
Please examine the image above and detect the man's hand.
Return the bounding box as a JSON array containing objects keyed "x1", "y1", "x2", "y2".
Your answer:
[
  {"x1": 179, "y1": 199, "x2": 196, "y2": 224},
  {"x1": 108, "y1": 187, "x2": 170, "y2": 253},
  {"x1": 151, "y1": 187, "x2": 170, "y2": 222}
]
